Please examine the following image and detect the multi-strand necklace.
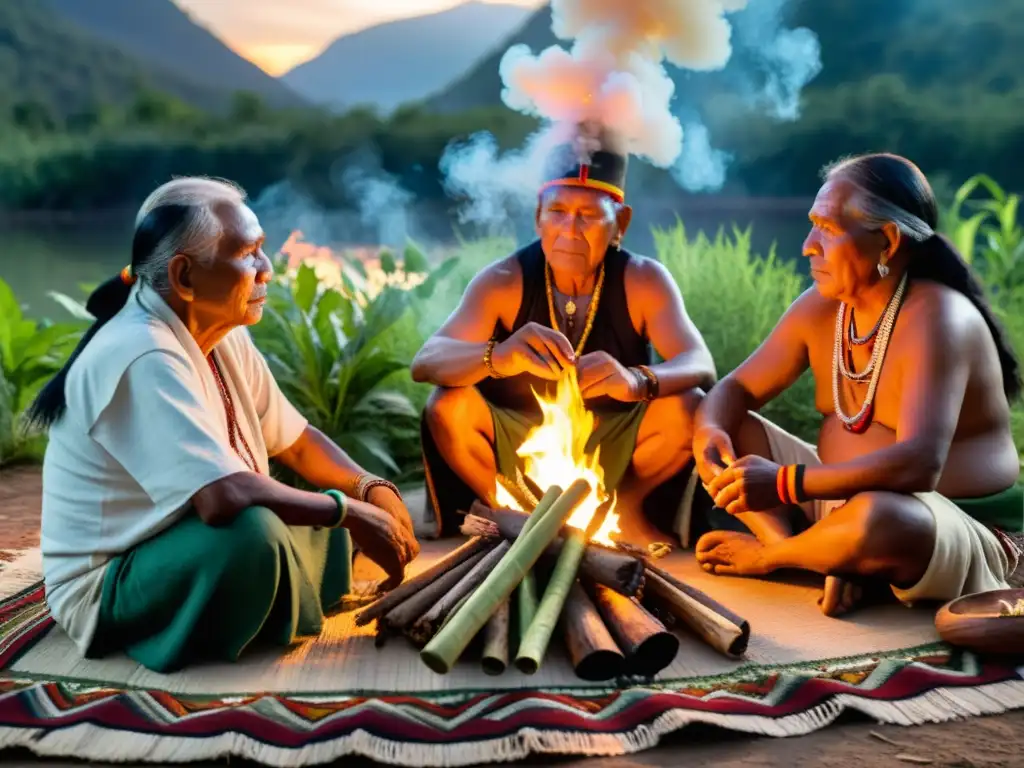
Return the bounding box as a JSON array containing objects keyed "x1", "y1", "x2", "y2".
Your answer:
[
  {"x1": 545, "y1": 263, "x2": 605, "y2": 356},
  {"x1": 831, "y1": 272, "x2": 908, "y2": 433},
  {"x1": 208, "y1": 353, "x2": 260, "y2": 473}
]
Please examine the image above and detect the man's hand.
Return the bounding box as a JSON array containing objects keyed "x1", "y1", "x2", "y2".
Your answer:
[
  {"x1": 367, "y1": 485, "x2": 419, "y2": 554},
  {"x1": 491, "y1": 322, "x2": 575, "y2": 380},
  {"x1": 576, "y1": 351, "x2": 643, "y2": 402},
  {"x1": 344, "y1": 502, "x2": 418, "y2": 590},
  {"x1": 693, "y1": 426, "x2": 737, "y2": 486},
  {"x1": 704, "y1": 454, "x2": 783, "y2": 516}
]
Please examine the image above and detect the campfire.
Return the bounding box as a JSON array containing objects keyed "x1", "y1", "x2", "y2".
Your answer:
[
  {"x1": 354, "y1": 369, "x2": 752, "y2": 680},
  {"x1": 493, "y1": 367, "x2": 620, "y2": 546}
]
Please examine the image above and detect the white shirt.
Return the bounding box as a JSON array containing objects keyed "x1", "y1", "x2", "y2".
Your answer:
[{"x1": 41, "y1": 282, "x2": 308, "y2": 655}]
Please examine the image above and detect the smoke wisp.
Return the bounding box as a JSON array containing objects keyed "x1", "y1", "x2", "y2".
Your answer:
[{"x1": 440, "y1": 0, "x2": 823, "y2": 221}]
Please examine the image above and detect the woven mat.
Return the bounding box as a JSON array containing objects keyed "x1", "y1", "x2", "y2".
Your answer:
[{"x1": 0, "y1": 539, "x2": 1023, "y2": 766}]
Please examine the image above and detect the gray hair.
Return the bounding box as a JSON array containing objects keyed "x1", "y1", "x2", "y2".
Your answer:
[
  {"x1": 133, "y1": 176, "x2": 247, "y2": 295},
  {"x1": 823, "y1": 156, "x2": 936, "y2": 245}
]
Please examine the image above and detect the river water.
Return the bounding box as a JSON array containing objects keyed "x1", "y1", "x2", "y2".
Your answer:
[{"x1": 0, "y1": 200, "x2": 813, "y2": 320}]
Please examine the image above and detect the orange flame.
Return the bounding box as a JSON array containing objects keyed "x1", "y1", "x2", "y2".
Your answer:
[{"x1": 494, "y1": 367, "x2": 620, "y2": 546}]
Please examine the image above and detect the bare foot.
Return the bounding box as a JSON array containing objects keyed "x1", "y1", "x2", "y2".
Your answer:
[
  {"x1": 694, "y1": 530, "x2": 769, "y2": 576},
  {"x1": 818, "y1": 575, "x2": 864, "y2": 617}
]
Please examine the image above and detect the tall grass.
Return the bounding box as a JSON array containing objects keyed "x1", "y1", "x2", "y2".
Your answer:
[{"x1": 656, "y1": 223, "x2": 819, "y2": 441}]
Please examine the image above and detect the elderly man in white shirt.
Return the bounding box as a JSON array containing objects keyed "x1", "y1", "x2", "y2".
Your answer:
[{"x1": 27, "y1": 177, "x2": 420, "y2": 673}]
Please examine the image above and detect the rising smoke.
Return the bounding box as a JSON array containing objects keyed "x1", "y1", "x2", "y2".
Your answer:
[{"x1": 440, "y1": 0, "x2": 822, "y2": 226}]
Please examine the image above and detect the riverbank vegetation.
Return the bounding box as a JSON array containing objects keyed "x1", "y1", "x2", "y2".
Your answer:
[
  {"x1": 2, "y1": 174, "x2": 1021, "y2": 477},
  {"x1": 1, "y1": 79, "x2": 1022, "y2": 212}
]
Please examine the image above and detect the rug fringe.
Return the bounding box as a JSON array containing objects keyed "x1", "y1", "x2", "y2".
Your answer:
[{"x1": 1, "y1": 679, "x2": 1023, "y2": 767}]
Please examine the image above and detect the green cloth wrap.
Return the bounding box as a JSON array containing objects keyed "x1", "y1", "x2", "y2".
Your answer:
[
  {"x1": 489, "y1": 401, "x2": 648, "y2": 495},
  {"x1": 88, "y1": 506, "x2": 353, "y2": 673},
  {"x1": 954, "y1": 483, "x2": 1024, "y2": 533}
]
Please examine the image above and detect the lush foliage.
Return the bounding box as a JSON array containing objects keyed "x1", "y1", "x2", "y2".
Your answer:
[
  {"x1": 0, "y1": 281, "x2": 85, "y2": 467},
  {"x1": 4, "y1": 174, "x2": 1024, "y2": 475}
]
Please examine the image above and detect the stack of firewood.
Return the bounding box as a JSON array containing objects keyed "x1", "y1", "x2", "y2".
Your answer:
[{"x1": 355, "y1": 480, "x2": 750, "y2": 680}]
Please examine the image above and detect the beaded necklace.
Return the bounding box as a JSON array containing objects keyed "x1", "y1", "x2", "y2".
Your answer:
[
  {"x1": 207, "y1": 353, "x2": 260, "y2": 473},
  {"x1": 831, "y1": 272, "x2": 908, "y2": 433},
  {"x1": 544, "y1": 263, "x2": 605, "y2": 356}
]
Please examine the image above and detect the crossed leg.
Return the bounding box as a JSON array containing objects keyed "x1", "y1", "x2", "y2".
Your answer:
[
  {"x1": 424, "y1": 385, "x2": 704, "y2": 546},
  {"x1": 695, "y1": 491, "x2": 936, "y2": 610},
  {"x1": 614, "y1": 389, "x2": 704, "y2": 545},
  {"x1": 690, "y1": 413, "x2": 922, "y2": 616}
]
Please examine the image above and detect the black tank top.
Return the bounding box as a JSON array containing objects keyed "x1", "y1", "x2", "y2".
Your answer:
[{"x1": 477, "y1": 240, "x2": 652, "y2": 415}]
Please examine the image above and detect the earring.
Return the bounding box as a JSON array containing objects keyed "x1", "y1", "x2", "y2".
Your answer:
[{"x1": 877, "y1": 256, "x2": 890, "y2": 278}]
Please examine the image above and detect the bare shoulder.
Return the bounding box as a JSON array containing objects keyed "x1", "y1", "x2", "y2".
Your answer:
[
  {"x1": 623, "y1": 253, "x2": 678, "y2": 297},
  {"x1": 464, "y1": 253, "x2": 522, "y2": 301},
  {"x1": 781, "y1": 286, "x2": 835, "y2": 329},
  {"x1": 900, "y1": 280, "x2": 980, "y2": 342}
]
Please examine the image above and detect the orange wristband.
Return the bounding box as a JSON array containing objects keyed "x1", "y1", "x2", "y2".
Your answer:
[{"x1": 776, "y1": 466, "x2": 789, "y2": 505}]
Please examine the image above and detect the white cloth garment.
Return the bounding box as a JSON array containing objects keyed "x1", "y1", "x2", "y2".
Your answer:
[{"x1": 40, "y1": 282, "x2": 308, "y2": 654}]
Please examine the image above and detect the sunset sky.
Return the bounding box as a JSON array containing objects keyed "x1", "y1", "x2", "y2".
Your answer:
[{"x1": 175, "y1": 0, "x2": 545, "y2": 75}]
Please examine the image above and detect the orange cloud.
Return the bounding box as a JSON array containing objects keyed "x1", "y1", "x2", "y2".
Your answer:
[{"x1": 177, "y1": 0, "x2": 545, "y2": 74}]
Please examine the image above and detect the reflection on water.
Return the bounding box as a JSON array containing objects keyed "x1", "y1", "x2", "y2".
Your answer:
[{"x1": 0, "y1": 201, "x2": 813, "y2": 320}]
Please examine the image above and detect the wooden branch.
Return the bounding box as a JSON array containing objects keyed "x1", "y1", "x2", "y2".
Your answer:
[
  {"x1": 464, "y1": 504, "x2": 645, "y2": 597},
  {"x1": 495, "y1": 473, "x2": 536, "y2": 511},
  {"x1": 587, "y1": 581, "x2": 679, "y2": 677},
  {"x1": 381, "y1": 548, "x2": 490, "y2": 631},
  {"x1": 642, "y1": 564, "x2": 750, "y2": 657},
  {"x1": 408, "y1": 541, "x2": 512, "y2": 645},
  {"x1": 481, "y1": 599, "x2": 510, "y2": 675},
  {"x1": 355, "y1": 536, "x2": 492, "y2": 626},
  {"x1": 562, "y1": 581, "x2": 625, "y2": 681}
]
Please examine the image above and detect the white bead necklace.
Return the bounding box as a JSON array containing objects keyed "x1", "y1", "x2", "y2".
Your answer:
[{"x1": 831, "y1": 272, "x2": 908, "y2": 431}]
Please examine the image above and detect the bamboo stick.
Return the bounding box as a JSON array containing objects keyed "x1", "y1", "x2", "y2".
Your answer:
[
  {"x1": 408, "y1": 541, "x2": 512, "y2": 644},
  {"x1": 642, "y1": 565, "x2": 750, "y2": 657},
  {"x1": 562, "y1": 581, "x2": 625, "y2": 681},
  {"x1": 481, "y1": 599, "x2": 510, "y2": 675},
  {"x1": 588, "y1": 581, "x2": 679, "y2": 677},
  {"x1": 421, "y1": 481, "x2": 589, "y2": 674},
  {"x1": 462, "y1": 506, "x2": 645, "y2": 596},
  {"x1": 516, "y1": 499, "x2": 613, "y2": 674},
  {"x1": 380, "y1": 549, "x2": 489, "y2": 632},
  {"x1": 355, "y1": 536, "x2": 492, "y2": 626},
  {"x1": 516, "y1": 577, "x2": 539, "y2": 650}
]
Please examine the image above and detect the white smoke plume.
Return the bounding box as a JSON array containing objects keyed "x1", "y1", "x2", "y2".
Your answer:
[
  {"x1": 440, "y1": 0, "x2": 820, "y2": 222},
  {"x1": 335, "y1": 152, "x2": 414, "y2": 248},
  {"x1": 728, "y1": 0, "x2": 822, "y2": 121}
]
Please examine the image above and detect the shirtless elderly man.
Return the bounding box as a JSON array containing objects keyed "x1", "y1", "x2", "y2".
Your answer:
[
  {"x1": 693, "y1": 153, "x2": 1023, "y2": 615},
  {"x1": 29, "y1": 177, "x2": 419, "y2": 672}
]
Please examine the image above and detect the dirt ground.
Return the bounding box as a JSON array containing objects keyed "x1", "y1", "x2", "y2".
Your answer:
[{"x1": 2, "y1": 466, "x2": 1023, "y2": 768}]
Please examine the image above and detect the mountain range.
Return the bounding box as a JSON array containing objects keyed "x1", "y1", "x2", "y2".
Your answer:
[
  {"x1": 44, "y1": 0, "x2": 306, "y2": 109},
  {"x1": 281, "y1": 2, "x2": 533, "y2": 113}
]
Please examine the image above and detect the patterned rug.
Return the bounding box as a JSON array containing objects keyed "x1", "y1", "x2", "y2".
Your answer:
[{"x1": 0, "y1": 545, "x2": 1023, "y2": 767}]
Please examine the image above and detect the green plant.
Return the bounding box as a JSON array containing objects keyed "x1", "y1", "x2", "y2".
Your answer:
[
  {"x1": 250, "y1": 261, "x2": 422, "y2": 483},
  {"x1": 0, "y1": 277, "x2": 86, "y2": 466},
  {"x1": 655, "y1": 222, "x2": 820, "y2": 441},
  {"x1": 942, "y1": 174, "x2": 1024, "y2": 293}
]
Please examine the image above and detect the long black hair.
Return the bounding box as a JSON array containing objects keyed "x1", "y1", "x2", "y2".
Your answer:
[
  {"x1": 826, "y1": 153, "x2": 1022, "y2": 402},
  {"x1": 25, "y1": 204, "x2": 194, "y2": 429}
]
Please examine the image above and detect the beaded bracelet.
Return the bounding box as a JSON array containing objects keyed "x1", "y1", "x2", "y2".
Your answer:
[
  {"x1": 635, "y1": 364, "x2": 659, "y2": 401},
  {"x1": 323, "y1": 489, "x2": 348, "y2": 528},
  {"x1": 484, "y1": 337, "x2": 505, "y2": 379},
  {"x1": 356, "y1": 473, "x2": 403, "y2": 503},
  {"x1": 775, "y1": 464, "x2": 807, "y2": 505}
]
